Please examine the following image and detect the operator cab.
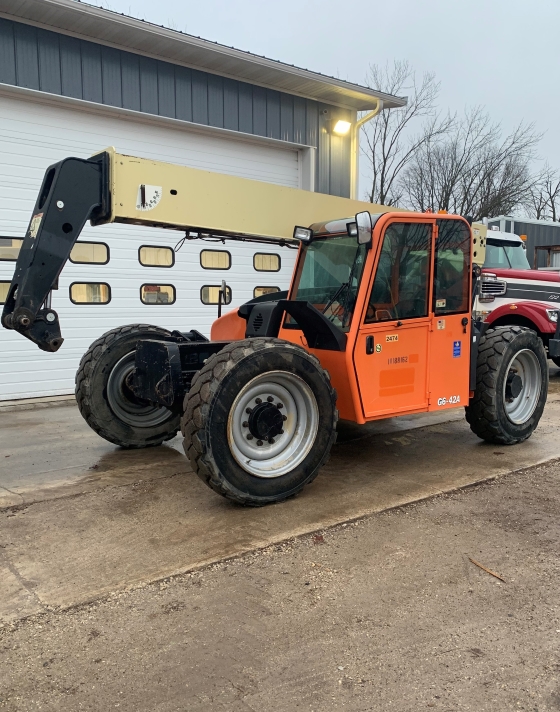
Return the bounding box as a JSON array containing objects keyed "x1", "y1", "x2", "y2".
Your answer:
[
  {"x1": 279, "y1": 211, "x2": 474, "y2": 422},
  {"x1": 483, "y1": 229, "x2": 530, "y2": 270}
]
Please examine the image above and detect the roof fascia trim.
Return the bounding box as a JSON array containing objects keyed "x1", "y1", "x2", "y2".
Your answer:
[
  {"x1": 0, "y1": 3, "x2": 406, "y2": 111},
  {"x1": 0, "y1": 82, "x2": 316, "y2": 153}
]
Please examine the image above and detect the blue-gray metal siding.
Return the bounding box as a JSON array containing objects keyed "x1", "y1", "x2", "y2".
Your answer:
[
  {"x1": 0, "y1": 17, "x2": 352, "y2": 197},
  {"x1": 488, "y1": 218, "x2": 560, "y2": 268}
]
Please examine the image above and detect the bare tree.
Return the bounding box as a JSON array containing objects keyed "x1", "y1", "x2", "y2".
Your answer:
[
  {"x1": 362, "y1": 61, "x2": 452, "y2": 205},
  {"x1": 400, "y1": 108, "x2": 541, "y2": 220},
  {"x1": 525, "y1": 165, "x2": 560, "y2": 220}
]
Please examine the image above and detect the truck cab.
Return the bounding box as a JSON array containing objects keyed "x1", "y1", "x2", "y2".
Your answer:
[{"x1": 477, "y1": 228, "x2": 560, "y2": 363}]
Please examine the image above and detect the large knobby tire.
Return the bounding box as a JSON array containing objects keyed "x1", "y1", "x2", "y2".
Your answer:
[
  {"x1": 182, "y1": 338, "x2": 338, "y2": 506},
  {"x1": 76, "y1": 324, "x2": 180, "y2": 448},
  {"x1": 465, "y1": 325, "x2": 548, "y2": 445}
]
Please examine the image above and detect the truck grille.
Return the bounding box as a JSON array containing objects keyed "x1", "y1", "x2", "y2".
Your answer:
[{"x1": 480, "y1": 279, "x2": 507, "y2": 296}]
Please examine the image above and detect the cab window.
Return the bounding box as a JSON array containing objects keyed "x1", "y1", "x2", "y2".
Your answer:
[
  {"x1": 365, "y1": 222, "x2": 431, "y2": 323},
  {"x1": 289, "y1": 235, "x2": 367, "y2": 331},
  {"x1": 484, "y1": 238, "x2": 530, "y2": 270},
  {"x1": 433, "y1": 219, "x2": 471, "y2": 315}
]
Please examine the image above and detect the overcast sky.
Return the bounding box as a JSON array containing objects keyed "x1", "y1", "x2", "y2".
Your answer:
[{"x1": 88, "y1": 0, "x2": 560, "y2": 197}]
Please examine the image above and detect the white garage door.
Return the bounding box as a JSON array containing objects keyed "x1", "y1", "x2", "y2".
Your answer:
[{"x1": 0, "y1": 93, "x2": 298, "y2": 400}]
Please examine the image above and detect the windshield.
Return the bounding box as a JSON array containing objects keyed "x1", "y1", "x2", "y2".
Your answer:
[
  {"x1": 289, "y1": 235, "x2": 367, "y2": 331},
  {"x1": 484, "y1": 238, "x2": 530, "y2": 270}
]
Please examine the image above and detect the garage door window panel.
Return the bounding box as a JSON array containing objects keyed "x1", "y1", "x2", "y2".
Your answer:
[
  {"x1": 201, "y1": 285, "x2": 232, "y2": 305},
  {"x1": 140, "y1": 284, "x2": 176, "y2": 304},
  {"x1": 0, "y1": 281, "x2": 11, "y2": 304},
  {"x1": 69, "y1": 241, "x2": 109, "y2": 265},
  {"x1": 254, "y1": 253, "x2": 281, "y2": 272},
  {"x1": 139, "y1": 246, "x2": 175, "y2": 267},
  {"x1": 70, "y1": 283, "x2": 111, "y2": 304},
  {"x1": 200, "y1": 250, "x2": 231, "y2": 270},
  {"x1": 0, "y1": 238, "x2": 23, "y2": 261},
  {"x1": 254, "y1": 286, "x2": 280, "y2": 298}
]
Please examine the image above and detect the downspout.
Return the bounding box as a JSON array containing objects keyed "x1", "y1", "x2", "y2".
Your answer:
[{"x1": 350, "y1": 98, "x2": 383, "y2": 200}]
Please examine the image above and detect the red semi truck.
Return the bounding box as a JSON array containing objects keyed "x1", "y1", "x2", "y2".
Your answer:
[{"x1": 477, "y1": 228, "x2": 560, "y2": 366}]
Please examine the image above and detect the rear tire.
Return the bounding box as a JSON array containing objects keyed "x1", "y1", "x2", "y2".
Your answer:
[
  {"x1": 76, "y1": 324, "x2": 180, "y2": 448},
  {"x1": 465, "y1": 326, "x2": 548, "y2": 445},
  {"x1": 182, "y1": 338, "x2": 338, "y2": 506}
]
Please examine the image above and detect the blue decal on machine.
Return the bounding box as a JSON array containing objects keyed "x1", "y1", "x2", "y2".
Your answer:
[{"x1": 453, "y1": 341, "x2": 461, "y2": 358}]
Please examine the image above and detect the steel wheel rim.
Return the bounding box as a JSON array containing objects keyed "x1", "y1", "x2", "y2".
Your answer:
[
  {"x1": 227, "y1": 370, "x2": 319, "y2": 478},
  {"x1": 503, "y1": 349, "x2": 541, "y2": 425},
  {"x1": 106, "y1": 352, "x2": 173, "y2": 428}
]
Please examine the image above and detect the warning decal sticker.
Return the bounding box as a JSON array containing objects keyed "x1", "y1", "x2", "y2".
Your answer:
[{"x1": 29, "y1": 213, "x2": 43, "y2": 238}]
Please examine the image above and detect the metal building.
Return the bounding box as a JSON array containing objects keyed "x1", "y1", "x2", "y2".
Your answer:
[
  {"x1": 0, "y1": 0, "x2": 404, "y2": 401},
  {"x1": 488, "y1": 216, "x2": 560, "y2": 268}
]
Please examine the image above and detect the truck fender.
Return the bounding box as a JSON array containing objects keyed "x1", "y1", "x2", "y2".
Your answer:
[{"x1": 486, "y1": 301, "x2": 557, "y2": 334}]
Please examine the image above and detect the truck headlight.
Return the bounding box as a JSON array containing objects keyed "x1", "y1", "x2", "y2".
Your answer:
[{"x1": 546, "y1": 309, "x2": 559, "y2": 322}]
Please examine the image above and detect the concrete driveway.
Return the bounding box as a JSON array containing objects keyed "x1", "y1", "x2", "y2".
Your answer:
[{"x1": 1, "y1": 372, "x2": 560, "y2": 625}]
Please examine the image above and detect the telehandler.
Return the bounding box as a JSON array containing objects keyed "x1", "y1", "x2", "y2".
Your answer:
[{"x1": 1, "y1": 149, "x2": 551, "y2": 505}]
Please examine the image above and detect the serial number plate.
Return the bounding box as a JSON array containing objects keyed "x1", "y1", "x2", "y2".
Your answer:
[{"x1": 437, "y1": 395, "x2": 461, "y2": 406}]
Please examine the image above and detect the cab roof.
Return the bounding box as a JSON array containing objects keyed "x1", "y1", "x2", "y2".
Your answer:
[{"x1": 487, "y1": 229, "x2": 523, "y2": 243}]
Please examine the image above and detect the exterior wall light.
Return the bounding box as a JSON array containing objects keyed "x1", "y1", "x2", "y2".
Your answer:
[{"x1": 332, "y1": 120, "x2": 351, "y2": 135}]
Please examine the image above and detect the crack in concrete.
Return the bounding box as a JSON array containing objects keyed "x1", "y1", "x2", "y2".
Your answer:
[
  {"x1": 0, "y1": 470, "x2": 185, "y2": 512},
  {"x1": 0, "y1": 485, "x2": 24, "y2": 504},
  {"x1": 0, "y1": 551, "x2": 46, "y2": 611}
]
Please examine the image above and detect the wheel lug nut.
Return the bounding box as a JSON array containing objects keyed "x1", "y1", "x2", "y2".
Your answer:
[
  {"x1": 268, "y1": 438, "x2": 275, "y2": 444},
  {"x1": 242, "y1": 421, "x2": 248, "y2": 427},
  {"x1": 277, "y1": 403, "x2": 283, "y2": 409},
  {"x1": 256, "y1": 440, "x2": 263, "y2": 446},
  {"x1": 247, "y1": 434, "x2": 253, "y2": 440},
  {"x1": 279, "y1": 430, "x2": 284, "y2": 435},
  {"x1": 246, "y1": 408, "x2": 252, "y2": 414},
  {"x1": 267, "y1": 396, "x2": 274, "y2": 402},
  {"x1": 255, "y1": 398, "x2": 262, "y2": 404},
  {"x1": 282, "y1": 415, "x2": 287, "y2": 421}
]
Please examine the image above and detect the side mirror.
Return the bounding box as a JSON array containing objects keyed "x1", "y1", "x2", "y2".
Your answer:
[{"x1": 356, "y1": 211, "x2": 373, "y2": 245}]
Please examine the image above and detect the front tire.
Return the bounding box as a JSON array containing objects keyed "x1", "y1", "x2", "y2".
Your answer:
[
  {"x1": 76, "y1": 324, "x2": 180, "y2": 448},
  {"x1": 182, "y1": 338, "x2": 338, "y2": 506},
  {"x1": 465, "y1": 326, "x2": 548, "y2": 445}
]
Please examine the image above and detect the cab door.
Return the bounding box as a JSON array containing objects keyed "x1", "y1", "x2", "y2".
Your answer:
[
  {"x1": 427, "y1": 218, "x2": 472, "y2": 411},
  {"x1": 353, "y1": 218, "x2": 434, "y2": 419}
]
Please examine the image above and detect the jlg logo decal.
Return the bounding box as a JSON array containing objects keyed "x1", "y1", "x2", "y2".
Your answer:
[{"x1": 386, "y1": 334, "x2": 398, "y2": 342}]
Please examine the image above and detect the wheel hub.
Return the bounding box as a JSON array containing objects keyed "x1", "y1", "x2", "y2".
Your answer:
[
  {"x1": 247, "y1": 401, "x2": 284, "y2": 441},
  {"x1": 106, "y1": 352, "x2": 173, "y2": 428},
  {"x1": 505, "y1": 372, "x2": 523, "y2": 401},
  {"x1": 227, "y1": 371, "x2": 319, "y2": 478},
  {"x1": 503, "y1": 348, "x2": 542, "y2": 424}
]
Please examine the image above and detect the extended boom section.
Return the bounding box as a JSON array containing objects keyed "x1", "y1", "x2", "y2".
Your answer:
[{"x1": 2, "y1": 147, "x2": 384, "y2": 351}]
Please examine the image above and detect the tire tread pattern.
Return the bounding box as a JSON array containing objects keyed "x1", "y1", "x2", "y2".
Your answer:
[
  {"x1": 465, "y1": 325, "x2": 546, "y2": 445},
  {"x1": 75, "y1": 324, "x2": 179, "y2": 448},
  {"x1": 182, "y1": 337, "x2": 338, "y2": 505}
]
